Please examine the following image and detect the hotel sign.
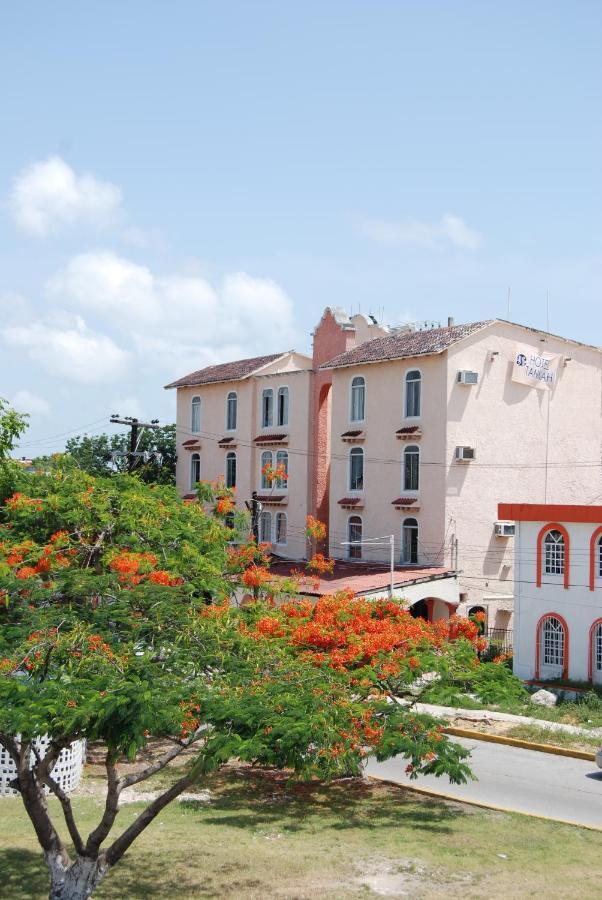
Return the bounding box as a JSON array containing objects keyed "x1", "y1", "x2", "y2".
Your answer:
[{"x1": 512, "y1": 345, "x2": 559, "y2": 391}]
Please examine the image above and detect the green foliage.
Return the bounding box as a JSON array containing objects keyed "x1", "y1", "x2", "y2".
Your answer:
[
  {"x1": 0, "y1": 398, "x2": 28, "y2": 461},
  {"x1": 35, "y1": 425, "x2": 177, "y2": 485},
  {"x1": 423, "y1": 650, "x2": 530, "y2": 708}
]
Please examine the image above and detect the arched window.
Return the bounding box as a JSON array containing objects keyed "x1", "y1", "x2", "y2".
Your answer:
[
  {"x1": 537, "y1": 614, "x2": 568, "y2": 679},
  {"x1": 350, "y1": 376, "x2": 365, "y2": 422},
  {"x1": 598, "y1": 536, "x2": 602, "y2": 578},
  {"x1": 275, "y1": 512, "x2": 287, "y2": 545},
  {"x1": 224, "y1": 512, "x2": 235, "y2": 530},
  {"x1": 401, "y1": 518, "x2": 418, "y2": 564},
  {"x1": 589, "y1": 527, "x2": 602, "y2": 591},
  {"x1": 405, "y1": 370, "x2": 421, "y2": 418},
  {"x1": 191, "y1": 396, "x2": 201, "y2": 433},
  {"x1": 349, "y1": 447, "x2": 364, "y2": 491},
  {"x1": 262, "y1": 389, "x2": 274, "y2": 427},
  {"x1": 590, "y1": 619, "x2": 602, "y2": 683},
  {"x1": 225, "y1": 452, "x2": 236, "y2": 489},
  {"x1": 277, "y1": 387, "x2": 289, "y2": 427},
  {"x1": 226, "y1": 392, "x2": 237, "y2": 431},
  {"x1": 190, "y1": 453, "x2": 201, "y2": 489},
  {"x1": 537, "y1": 523, "x2": 570, "y2": 589},
  {"x1": 403, "y1": 445, "x2": 420, "y2": 492},
  {"x1": 260, "y1": 450, "x2": 273, "y2": 489},
  {"x1": 544, "y1": 530, "x2": 565, "y2": 575},
  {"x1": 276, "y1": 449, "x2": 289, "y2": 488},
  {"x1": 347, "y1": 516, "x2": 363, "y2": 560},
  {"x1": 259, "y1": 510, "x2": 272, "y2": 544}
]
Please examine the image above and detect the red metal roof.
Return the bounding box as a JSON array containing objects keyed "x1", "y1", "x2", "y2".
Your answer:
[
  {"x1": 164, "y1": 353, "x2": 286, "y2": 389},
  {"x1": 320, "y1": 321, "x2": 492, "y2": 370},
  {"x1": 498, "y1": 503, "x2": 602, "y2": 524},
  {"x1": 269, "y1": 559, "x2": 453, "y2": 597}
]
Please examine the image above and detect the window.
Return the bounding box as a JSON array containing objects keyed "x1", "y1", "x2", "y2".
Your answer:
[
  {"x1": 403, "y1": 445, "x2": 419, "y2": 492},
  {"x1": 226, "y1": 392, "x2": 237, "y2": 431},
  {"x1": 544, "y1": 530, "x2": 565, "y2": 575},
  {"x1": 225, "y1": 452, "x2": 236, "y2": 489},
  {"x1": 224, "y1": 512, "x2": 235, "y2": 530},
  {"x1": 276, "y1": 449, "x2": 289, "y2": 488},
  {"x1": 349, "y1": 447, "x2": 364, "y2": 491},
  {"x1": 260, "y1": 450, "x2": 273, "y2": 489},
  {"x1": 347, "y1": 516, "x2": 362, "y2": 560},
  {"x1": 262, "y1": 389, "x2": 274, "y2": 427},
  {"x1": 190, "y1": 453, "x2": 201, "y2": 489},
  {"x1": 598, "y1": 537, "x2": 602, "y2": 578},
  {"x1": 277, "y1": 387, "x2": 289, "y2": 426},
  {"x1": 405, "y1": 370, "x2": 421, "y2": 418},
  {"x1": 542, "y1": 616, "x2": 565, "y2": 668},
  {"x1": 275, "y1": 512, "x2": 287, "y2": 545},
  {"x1": 401, "y1": 518, "x2": 418, "y2": 564},
  {"x1": 259, "y1": 510, "x2": 272, "y2": 543},
  {"x1": 191, "y1": 396, "x2": 201, "y2": 433},
  {"x1": 350, "y1": 376, "x2": 365, "y2": 422},
  {"x1": 592, "y1": 621, "x2": 602, "y2": 682}
]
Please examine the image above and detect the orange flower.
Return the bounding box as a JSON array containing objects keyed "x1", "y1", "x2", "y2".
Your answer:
[
  {"x1": 148, "y1": 570, "x2": 172, "y2": 586},
  {"x1": 16, "y1": 566, "x2": 37, "y2": 580},
  {"x1": 242, "y1": 565, "x2": 272, "y2": 589}
]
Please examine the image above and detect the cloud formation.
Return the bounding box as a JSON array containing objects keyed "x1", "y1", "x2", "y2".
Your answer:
[
  {"x1": 3, "y1": 250, "x2": 299, "y2": 387},
  {"x1": 10, "y1": 390, "x2": 52, "y2": 417},
  {"x1": 10, "y1": 157, "x2": 123, "y2": 237},
  {"x1": 358, "y1": 213, "x2": 482, "y2": 250},
  {"x1": 3, "y1": 315, "x2": 129, "y2": 384}
]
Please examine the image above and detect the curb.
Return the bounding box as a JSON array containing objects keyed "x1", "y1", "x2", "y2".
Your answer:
[
  {"x1": 443, "y1": 726, "x2": 596, "y2": 761},
  {"x1": 367, "y1": 774, "x2": 602, "y2": 833}
]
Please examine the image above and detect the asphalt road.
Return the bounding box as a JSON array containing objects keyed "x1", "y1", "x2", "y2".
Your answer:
[{"x1": 366, "y1": 737, "x2": 602, "y2": 829}]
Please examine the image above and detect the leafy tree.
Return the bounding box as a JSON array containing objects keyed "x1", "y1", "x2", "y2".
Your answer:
[
  {"x1": 0, "y1": 397, "x2": 29, "y2": 462},
  {"x1": 0, "y1": 469, "x2": 477, "y2": 900},
  {"x1": 35, "y1": 425, "x2": 177, "y2": 485}
]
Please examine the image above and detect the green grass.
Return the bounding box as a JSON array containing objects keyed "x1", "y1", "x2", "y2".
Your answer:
[
  {"x1": 506, "y1": 724, "x2": 601, "y2": 752},
  {"x1": 2, "y1": 767, "x2": 602, "y2": 898}
]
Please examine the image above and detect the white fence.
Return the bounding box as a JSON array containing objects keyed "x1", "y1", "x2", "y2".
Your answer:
[{"x1": 0, "y1": 737, "x2": 86, "y2": 797}]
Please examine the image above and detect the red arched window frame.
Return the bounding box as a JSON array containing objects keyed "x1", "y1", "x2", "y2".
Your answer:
[
  {"x1": 588, "y1": 617, "x2": 602, "y2": 681},
  {"x1": 589, "y1": 526, "x2": 602, "y2": 592},
  {"x1": 535, "y1": 612, "x2": 569, "y2": 680},
  {"x1": 536, "y1": 523, "x2": 570, "y2": 589}
]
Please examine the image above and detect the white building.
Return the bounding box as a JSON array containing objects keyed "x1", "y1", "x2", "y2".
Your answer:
[{"x1": 500, "y1": 503, "x2": 602, "y2": 683}]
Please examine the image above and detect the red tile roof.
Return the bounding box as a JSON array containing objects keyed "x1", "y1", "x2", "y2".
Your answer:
[
  {"x1": 391, "y1": 497, "x2": 418, "y2": 506},
  {"x1": 337, "y1": 496, "x2": 364, "y2": 506},
  {"x1": 164, "y1": 353, "x2": 286, "y2": 389},
  {"x1": 341, "y1": 429, "x2": 364, "y2": 438},
  {"x1": 269, "y1": 559, "x2": 454, "y2": 597},
  {"x1": 320, "y1": 321, "x2": 492, "y2": 370},
  {"x1": 396, "y1": 425, "x2": 421, "y2": 435},
  {"x1": 182, "y1": 438, "x2": 201, "y2": 448},
  {"x1": 254, "y1": 494, "x2": 287, "y2": 504}
]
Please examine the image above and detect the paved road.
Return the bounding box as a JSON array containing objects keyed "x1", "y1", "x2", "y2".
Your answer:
[{"x1": 366, "y1": 737, "x2": 602, "y2": 829}]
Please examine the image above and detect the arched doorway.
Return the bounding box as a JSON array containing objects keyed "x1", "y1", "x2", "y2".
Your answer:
[
  {"x1": 468, "y1": 605, "x2": 487, "y2": 635},
  {"x1": 410, "y1": 599, "x2": 429, "y2": 621}
]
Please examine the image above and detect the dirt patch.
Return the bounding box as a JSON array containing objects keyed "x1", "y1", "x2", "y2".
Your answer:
[{"x1": 354, "y1": 857, "x2": 474, "y2": 897}]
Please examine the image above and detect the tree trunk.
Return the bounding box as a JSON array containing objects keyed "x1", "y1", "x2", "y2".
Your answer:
[{"x1": 47, "y1": 854, "x2": 107, "y2": 900}]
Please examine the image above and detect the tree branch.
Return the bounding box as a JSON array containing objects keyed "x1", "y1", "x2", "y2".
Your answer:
[
  {"x1": 84, "y1": 752, "x2": 121, "y2": 856},
  {"x1": 119, "y1": 728, "x2": 205, "y2": 790},
  {"x1": 104, "y1": 769, "x2": 195, "y2": 868},
  {"x1": 44, "y1": 772, "x2": 86, "y2": 856}
]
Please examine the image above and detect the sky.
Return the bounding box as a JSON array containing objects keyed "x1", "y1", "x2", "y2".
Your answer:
[{"x1": 1, "y1": 1, "x2": 601, "y2": 454}]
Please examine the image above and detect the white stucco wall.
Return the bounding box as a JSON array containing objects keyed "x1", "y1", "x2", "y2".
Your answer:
[{"x1": 512, "y1": 519, "x2": 602, "y2": 683}]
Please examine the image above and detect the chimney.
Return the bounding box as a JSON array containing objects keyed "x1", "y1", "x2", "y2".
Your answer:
[{"x1": 447, "y1": 316, "x2": 455, "y2": 327}]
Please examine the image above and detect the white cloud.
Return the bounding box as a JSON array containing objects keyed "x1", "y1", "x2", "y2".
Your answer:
[
  {"x1": 357, "y1": 213, "x2": 483, "y2": 250},
  {"x1": 2, "y1": 315, "x2": 129, "y2": 384},
  {"x1": 10, "y1": 157, "x2": 123, "y2": 237},
  {"x1": 11, "y1": 390, "x2": 51, "y2": 417},
  {"x1": 47, "y1": 251, "x2": 299, "y2": 374}
]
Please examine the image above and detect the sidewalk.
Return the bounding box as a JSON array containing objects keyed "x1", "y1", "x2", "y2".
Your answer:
[{"x1": 413, "y1": 702, "x2": 602, "y2": 739}]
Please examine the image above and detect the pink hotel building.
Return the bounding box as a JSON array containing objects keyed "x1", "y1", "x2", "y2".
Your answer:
[{"x1": 166, "y1": 309, "x2": 602, "y2": 628}]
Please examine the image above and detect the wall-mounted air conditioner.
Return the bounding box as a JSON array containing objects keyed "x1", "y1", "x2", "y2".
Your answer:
[
  {"x1": 455, "y1": 445, "x2": 476, "y2": 462},
  {"x1": 494, "y1": 521, "x2": 515, "y2": 537},
  {"x1": 457, "y1": 370, "x2": 479, "y2": 385}
]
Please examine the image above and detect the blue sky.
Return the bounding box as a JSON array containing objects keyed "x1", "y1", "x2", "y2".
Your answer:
[{"x1": 1, "y1": 1, "x2": 601, "y2": 453}]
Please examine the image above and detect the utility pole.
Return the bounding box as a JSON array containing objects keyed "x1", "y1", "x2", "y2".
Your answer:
[
  {"x1": 110, "y1": 415, "x2": 160, "y2": 473},
  {"x1": 244, "y1": 491, "x2": 262, "y2": 543}
]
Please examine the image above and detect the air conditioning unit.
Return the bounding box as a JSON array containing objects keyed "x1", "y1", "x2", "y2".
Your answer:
[
  {"x1": 495, "y1": 521, "x2": 515, "y2": 537},
  {"x1": 457, "y1": 370, "x2": 479, "y2": 385},
  {"x1": 455, "y1": 445, "x2": 476, "y2": 461}
]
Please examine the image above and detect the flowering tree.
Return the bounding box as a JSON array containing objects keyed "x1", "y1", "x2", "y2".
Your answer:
[{"x1": 0, "y1": 463, "x2": 480, "y2": 900}]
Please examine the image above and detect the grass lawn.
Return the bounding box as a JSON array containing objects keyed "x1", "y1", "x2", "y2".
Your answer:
[{"x1": 1, "y1": 766, "x2": 602, "y2": 899}]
